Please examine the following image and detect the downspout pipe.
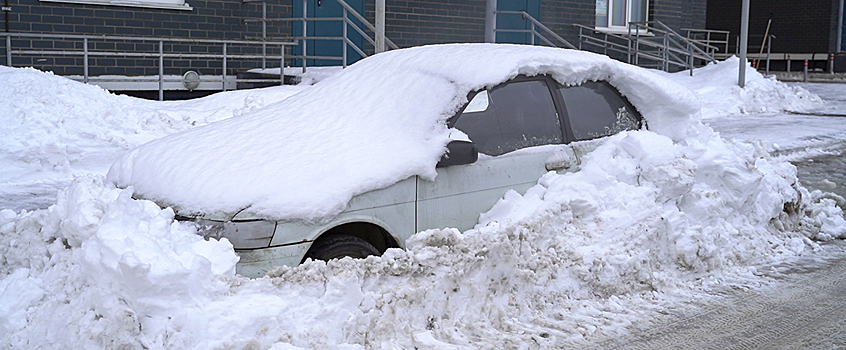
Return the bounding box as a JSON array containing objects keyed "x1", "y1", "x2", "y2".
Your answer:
[
  {"x1": 838, "y1": 0, "x2": 844, "y2": 52},
  {"x1": 4, "y1": 0, "x2": 9, "y2": 33}
]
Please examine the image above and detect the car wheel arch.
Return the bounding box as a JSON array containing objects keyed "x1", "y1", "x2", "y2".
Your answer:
[{"x1": 300, "y1": 221, "x2": 401, "y2": 263}]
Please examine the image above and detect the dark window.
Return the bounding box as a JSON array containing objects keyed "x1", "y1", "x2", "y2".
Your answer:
[
  {"x1": 453, "y1": 79, "x2": 562, "y2": 156},
  {"x1": 558, "y1": 81, "x2": 640, "y2": 141}
]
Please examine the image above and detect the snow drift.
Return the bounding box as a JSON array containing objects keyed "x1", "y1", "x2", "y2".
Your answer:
[
  {"x1": 0, "y1": 66, "x2": 305, "y2": 184},
  {"x1": 663, "y1": 56, "x2": 824, "y2": 118}
]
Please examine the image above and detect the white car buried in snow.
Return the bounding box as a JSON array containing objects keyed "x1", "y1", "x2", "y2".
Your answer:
[{"x1": 107, "y1": 44, "x2": 700, "y2": 277}]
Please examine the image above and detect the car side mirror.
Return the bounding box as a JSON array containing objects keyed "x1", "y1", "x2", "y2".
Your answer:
[{"x1": 437, "y1": 140, "x2": 478, "y2": 168}]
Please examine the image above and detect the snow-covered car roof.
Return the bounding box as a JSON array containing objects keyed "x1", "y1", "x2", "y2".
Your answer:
[{"x1": 106, "y1": 43, "x2": 700, "y2": 222}]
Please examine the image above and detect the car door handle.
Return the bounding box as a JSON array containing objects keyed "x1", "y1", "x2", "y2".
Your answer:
[{"x1": 545, "y1": 159, "x2": 571, "y2": 171}]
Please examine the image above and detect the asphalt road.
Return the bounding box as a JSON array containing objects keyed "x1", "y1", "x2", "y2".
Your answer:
[{"x1": 581, "y1": 241, "x2": 846, "y2": 350}]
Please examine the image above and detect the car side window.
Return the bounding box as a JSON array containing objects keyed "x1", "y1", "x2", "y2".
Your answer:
[
  {"x1": 558, "y1": 81, "x2": 640, "y2": 141},
  {"x1": 453, "y1": 79, "x2": 562, "y2": 156}
]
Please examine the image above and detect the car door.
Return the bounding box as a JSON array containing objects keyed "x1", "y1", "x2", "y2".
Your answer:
[{"x1": 416, "y1": 76, "x2": 576, "y2": 233}]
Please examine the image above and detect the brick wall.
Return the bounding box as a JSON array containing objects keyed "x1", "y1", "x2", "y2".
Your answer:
[
  {"x1": 540, "y1": 0, "x2": 595, "y2": 45},
  {"x1": 3, "y1": 0, "x2": 292, "y2": 75},
  {"x1": 706, "y1": 0, "x2": 838, "y2": 53},
  {"x1": 363, "y1": 0, "x2": 486, "y2": 48},
  {"x1": 651, "y1": 0, "x2": 706, "y2": 33}
]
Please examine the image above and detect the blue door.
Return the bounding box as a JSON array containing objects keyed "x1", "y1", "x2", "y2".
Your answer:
[
  {"x1": 497, "y1": 0, "x2": 542, "y2": 45},
  {"x1": 292, "y1": 0, "x2": 366, "y2": 67}
]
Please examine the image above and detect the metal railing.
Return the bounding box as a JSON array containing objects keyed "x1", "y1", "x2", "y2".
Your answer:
[
  {"x1": 494, "y1": 10, "x2": 576, "y2": 49},
  {"x1": 573, "y1": 24, "x2": 632, "y2": 57},
  {"x1": 2, "y1": 32, "x2": 295, "y2": 100},
  {"x1": 683, "y1": 28, "x2": 730, "y2": 58},
  {"x1": 628, "y1": 21, "x2": 718, "y2": 73},
  {"x1": 574, "y1": 21, "x2": 718, "y2": 74},
  {"x1": 244, "y1": 0, "x2": 397, "y2": 72}
]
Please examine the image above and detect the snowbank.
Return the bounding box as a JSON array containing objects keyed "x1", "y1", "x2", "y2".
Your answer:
[
  {"x1": 2, "y1": 125, "x2": 844, "y2": 349},
  {"x1": 663, "y1": 57, "x2": 823, "y2": 118},
  {"x1": 0, "y1": 66, "x2": 305, "y2": 184},
  {"x1": 107, "y1": 44, "x2": 700, "y2": 222}
]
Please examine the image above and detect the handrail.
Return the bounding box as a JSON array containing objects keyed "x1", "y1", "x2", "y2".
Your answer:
[
  {"x1": 494, "y1": 10, "x2": 576, "y2": 49},
  {"x1": 335, "y1": 0, "x2": 398, "y2": 50},
  {"x1": 683, "y1": 28, "x2": 730, "y2": 55},
  {"x1": 629, "y1": 21, "x2": 718, "y2": 63},
  {"x1": 2, "y1": 32, "x2": 296, "y2": 100},
  {"x1": 573, "y1": 21, "x2": 718, "y2": 73},
  {"x1": 245, "y1": 0, "x2": 398, "y2": 71}
]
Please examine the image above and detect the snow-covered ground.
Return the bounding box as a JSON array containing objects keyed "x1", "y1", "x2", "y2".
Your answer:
[{"x1": 1, "y1": 53, "x2": 845, "y2": 349}]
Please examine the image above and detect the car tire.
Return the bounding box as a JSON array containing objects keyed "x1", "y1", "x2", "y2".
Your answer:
[{"x1": 305, "y1": 234, "x2": 380, "y2": 261}]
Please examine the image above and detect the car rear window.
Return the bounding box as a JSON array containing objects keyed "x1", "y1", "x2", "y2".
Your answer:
[{"x1": 558, "y1": 81, "x2": 640, "y2": 141}]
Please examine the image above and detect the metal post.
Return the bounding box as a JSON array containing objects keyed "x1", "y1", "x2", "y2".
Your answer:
[
  {"x1": 222, "y1": 42, "x2": 227, "y2": 92},
  {"x1": 578, "y1": 26, "x2": 583, "y2": 50},
  {"x1": 766, "y1": 35, "x2": 771, "y2": 75},
  {"x1": 280, "y1": 45, "x2": 285, "y2": 85},
  {"x1": 342, "y1": 7, "x2": 348, "y2": 67},
  {"x1": 262, "y1": 1, "x2": 267, "y2": 69},
  {"x1": 530, "y1": 22, "x2": 535, "y2": 45},
  {"x1": 158, "y1": 40, "x2": 164, "y2": 101},
  {"x1": 485, "y1": 0, "x2": 497, "y2": 43},
  {"x1": 787, "y1": 54, "x2": 791, "y2": 73},
  {"x1": 302, "y1": 0, "x2": 307, "y2": 73},
  {"x1": 663, "y1": 35, "x2": 669, "y2": 71},
  {"x1": 83, "y1": 37, "x2": 89, "y2": 84},
  {"x1": 689, "y1": 42, "x2": 694, "y2": 76},
  {"x1": 375, "y1": 0, "x2": 385, "y2": 53},
  {"x1": 830, "y1": 53, "x2": 835, "y2": 74},
  {"x1": 738, "y1": 0, "x2": 749, "y2": 87},
  {"x1": 5, "y1": 35, "x2": 10, "y2": 66},
  {"x1": 804, "y1": 59, "x2": 809, "y2": 82}
]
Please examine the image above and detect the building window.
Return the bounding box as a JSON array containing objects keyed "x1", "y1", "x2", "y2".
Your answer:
[
  {"x1": 40, "y1": 0, "x2": 192, "y2": 11},
  {"x1": 595, "y1": 0, "x2": 647, "y2": 31}
]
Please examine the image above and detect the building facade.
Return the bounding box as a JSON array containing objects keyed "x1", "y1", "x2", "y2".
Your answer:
[{"x1": 2, "y1": 0, "x2": 708, "y2": 96}]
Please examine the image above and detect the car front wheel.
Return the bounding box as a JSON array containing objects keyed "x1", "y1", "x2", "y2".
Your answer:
[{"x1": 305, "y1": 234, "x2": 380, "y2": 261}]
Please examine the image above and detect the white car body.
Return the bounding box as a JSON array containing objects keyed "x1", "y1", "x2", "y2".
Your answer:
[{"x1": 107, "y1": 44, "x2": 699, "y2": 278}]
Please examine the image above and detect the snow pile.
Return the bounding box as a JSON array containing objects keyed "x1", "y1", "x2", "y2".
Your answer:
[
  {"x1": 663, "y1": 56, "x2": 823, "y2": 118},
  {"x1": 107, "y1": 44, "x2": 700, "y2": 222},
  {"x1": 0, "y1": 175, "x2": 238, "y2": 348},
  {"x1": 0, "y1": 66, "x2": 305, "y2": 183},
  {"x1": 2, "y1": 126, "x2": 844, "y2": 349}
]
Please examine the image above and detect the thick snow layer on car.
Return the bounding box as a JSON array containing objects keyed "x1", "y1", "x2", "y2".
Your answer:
[{"x1": 106, "y1": 44, "x2": 701, "y2": 222}]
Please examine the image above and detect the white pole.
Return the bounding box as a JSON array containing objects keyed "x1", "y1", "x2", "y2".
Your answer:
[
  {"x1": 375, "y1": 0, "x2": 385, "y2": 53},
  {"x1": 738, "y1": 0, "x2": 749, "y2": 87},
  {"x1": 485, "y1": 0, "x2": 497, "y2": 43}
]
